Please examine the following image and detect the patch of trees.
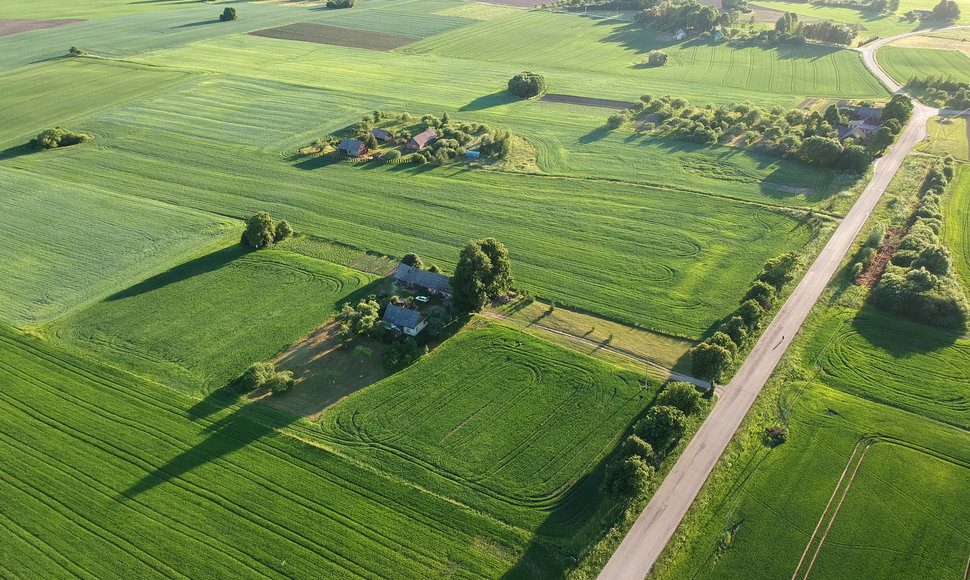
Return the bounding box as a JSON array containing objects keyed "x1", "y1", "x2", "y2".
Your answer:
[
  {"x1": 602, "y1": 382, "x2": 704, "y2": 499},
  {"x1": 233, "y1": 362, "x2": 294, "y2": 394},
  {"x1": 616, "y1": 94, "x2": 898, "y2": 172},
  {"x1": 241, "y1": 211, "x2": 293, "y2": 249},
  {"x1": 29, "y1": 127, "x2": 92, "y2": 150},
  {"x1": 647, "y1": 50, "x2": 668, "y2": 66},
  {"x1": 69, "y1": 46, "x2": 86, "y2": 56},
  {"x1": 220, "y1": 7, "x2": 237, "y2": 21},
  {"x1": 326, "y1": 0, "x2": 356, "y2": 7},
  {"x1": 930, "y1": 0, "x2": 961, "y2": 21},
  {"x1": 507, "y1": 71, "x2": 546, "y2": 99},
  {"x1": 339, "y1": 299, "x2": 385, "y2": 340},
  {"x1": 451, "y1": 237, "x2": 514, "y2": 313},
  {"x1": 634, "y1": 0, "x2": 724, "y2": 34},
  {"x1": 871, "y1": 158, "x2": 969, "y2": 329},
  {"x1": 907, "y1": 76, "x2": 970, "y2": 110},
  {"x1": 382, "y1": 337, "x2": 425, "y2": 372},
  {"x1": 773, "y1": 12, "x2": 857, "y2": 45},
  {"x1": 690, "y1": 253, "x2": 800, "y2": 383}
]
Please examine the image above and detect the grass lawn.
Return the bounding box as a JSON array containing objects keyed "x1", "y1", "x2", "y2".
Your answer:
[
  {"x1": 877, "y1": 45, "x2": 970, "y2": 87},
  {"x1": 916, "y1": 116, "x2": 970, "y2": 160},
  {"x1": 50, "y1": 246, "x2": 375, "y2": 395},
  {"x1": 0, "y1": 324, "x2": 530, "y2": 578},
  {"x1": 944, "y1": 163, "x2": 970, "y2": 289}
]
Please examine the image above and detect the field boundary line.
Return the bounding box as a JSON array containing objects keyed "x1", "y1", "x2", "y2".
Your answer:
[
  {"x1": 964, "y1": 551, "x2": 969, "y2": 580},
  {"x1": 802, "y1": 442, "x2": 872, "y2": 580},
  {"x1": 791, "y1": 440, "x2": 863, "y2": 580}
]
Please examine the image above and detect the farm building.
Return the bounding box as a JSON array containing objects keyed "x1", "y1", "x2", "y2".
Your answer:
[
  {"x1": 338, "y1": 138, "x2": 368, "y2": 157},
  {"x1": 408, "y1": 128, "x2": 438, "y2": 150},
  {"x1": 394, "y1": 263, "x2": 451, "y2": 297},
  {"x1": 383, "y1": 304, "x2": 427, "y2": 336},
  {"x1": 848, "y1": 119, "x2": 881, "y2": 137},
  {"x1": 673, "y1": 28, "x2": 686, "y2": 40},
  {"x1": 372, "y1": 128, "x2": 394, "y2": 143},
  {"x1": 841, "y1": 105, "x2": 882, "y2": 121},
  {"x1": 465, "y1": 150, "x2": 480, "y2": 159},
  {"x1": 713, "y1": 29, "x2": 724, "y2": 40},
  {"x1": 837, "y1": 125, "x2": 866, "y2": 142}
]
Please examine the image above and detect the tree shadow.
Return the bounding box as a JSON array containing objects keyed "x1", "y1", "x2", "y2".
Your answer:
[
  {"x1": 105, "y1": 244, "x2": 247, "y2": 302},
  {"x1": 170, "y1": 19, "x2": 221, "y2": 29},
  {"x1": 0, "y1": 144, "x2": 33, "y2": 162},
  {"x1": 579, "y1": 126, "x2": 612, "y2": 144},
  {"x1": 852, "y1": 304, "x2": 959, "y2": 356},
  {"x1": 459, "y1": 91, "x2": 515, "y2": 112}
]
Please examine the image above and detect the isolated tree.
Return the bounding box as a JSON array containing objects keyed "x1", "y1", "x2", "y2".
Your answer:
[
  {"x1": 401, "y1": 253, "x2": 423, "y2": 269},
  {"x1": 647, "y1": 50, "x2": 669, "y2": 66},
  {"x1": 507, "y1": 71, "x2": 546, "y2": 99},
  {"x1": 636, "y1": 405, "x2": 688, "y2": 455},
  {"x1": 243, "y1": 211, "x2": 275, "y2": 249},
  {"x1": 602, "y1": 455, "x2": 654, "y2": 499},
  {"x1": 451, "y1": 238, "x2": 513, "y2": 312},
  {"x1": 274, "y1": 219, "x2": 293, "y2": 243},
  {"x1": 220, "y1": 7, "x2": 237, "y2": 21},
  {"x1": 69, "y1": 46, "x2": 86, "y2": 56},
  {"x1": 690, "y1": 341, "x2": 732, "y2": 383},
  {"x1": 655, "y1": 382, "x2": 702, "y2": 415}
]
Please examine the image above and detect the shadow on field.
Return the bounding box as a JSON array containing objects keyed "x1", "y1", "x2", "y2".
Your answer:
[
  {"x1": 106, "y1": 245, "x2": 246, "y2": 302},
  {"x1": 170, "y1": 19, "x2": 221, "y2": 29},
  {"x1": 579, "y1": 125, "x2": 611, "y2": 144},
  {"x1": 460, "y1": 91, "x2": 514, "y2": 112},
  {"x1": 852, "y1": 305, "x2": 959, "y2": 356},
  {"x1": 0, "y1": 144, "x2": 33, "y2": 162}
]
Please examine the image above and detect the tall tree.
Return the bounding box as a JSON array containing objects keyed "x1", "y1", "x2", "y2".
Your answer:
[
  {"x1": 450, "y1": 238, "x2": 513, "y2": 312},
  {"x1": 243, "y1": 211, "x2": 275, "y2": 249}
]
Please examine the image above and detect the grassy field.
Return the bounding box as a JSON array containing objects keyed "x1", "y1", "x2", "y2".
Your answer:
[
  {"x1": 945, "y1": 164, "x2": 970, "y2": 289},
  {"x1": 314, "y1": 322, "x2": 657, "y2": 541},
  {"x1": 50, "y1": 246, "x2": 375, "y2": 395},
  {"x1": 877, "y1": 45, "x2": 970, "y2": 87},
  {"x1": 0, "y1": 324, "x2": 532, "y2": 578},
  {"x1": 916, "y1": 116, "x2": 969, "y2": 159}
]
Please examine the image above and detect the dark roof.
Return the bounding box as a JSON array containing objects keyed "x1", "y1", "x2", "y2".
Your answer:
[
  {"x1": 394, "y1": 263, "x2": 451, "y2": 294},
  {"x1": 372, "y1": 128, "x2": 393, "y2": 140},
  {"x1": 840, "y1": 105, "x2": 882, "y2": 120},
  {"x1": 409, "y1": 128, "x2": 438, "y2": 148},
  {"x1": 338, "y1": 138, "x2": 365, "y2": 153},
  {"x1": 383, "y1": 304, "x2": 422, "y2": 329}
]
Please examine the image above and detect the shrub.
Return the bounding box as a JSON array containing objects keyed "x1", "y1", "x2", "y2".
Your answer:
[
  {"x1": 267, "y1": 370, "x2": 295, "y2": 394},
  {"x1": 219, "y1": 7, "x2": 237, "y2": 21},
  {"x1": 326, "y1": 0, "x2": 356, "y2": 7},
  {"x1": 69, "y1": 46, "x2": 86, "y2": 56},
  {"x1": 607, "y1": 112, "x2": 628, "y2": 130},
  {"x1": 655, "y1": 382, "x2": 702, "y2": 415},
  {"x1": 507, "y1": 71, "x2": 545, "y2": 99},
  {"x1": 384, "y1": 149, "x2": 401, "y2": 161},
  {"x1": 273, "y1": 220, "x2": 293, "y2": 243},
  {"x1": 647, "y1": 50, "x2": 669, "y2": 66},
  {"x1": 29, "y1": 127, "x2": 91, "y2": 150},
  {"x1": 354, "y1": 345, "x2": 373, "y2": 359},
  {"x1": 401, "y1": 253, "x2": 423, "y2": 269}
]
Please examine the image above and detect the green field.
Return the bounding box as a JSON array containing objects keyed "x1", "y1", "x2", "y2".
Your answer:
[
  {"x1": 51, "y1": 246, "x2": 375, "y2": 395},
  {"x1": 878, "y1": 46, "x2": 970, "y2": 87},
  {"x1": 945, "y1": 164, "x2": 970, "y2": 288},
  {"x1": 0, "y1": 324, "x2": 531, "y2": 578},
  {"x1": 917, "y1": 116, "x2": 969, "y2": 159},
  {"x1": 314, "y1": 323, "x2": 657, "y2": 543}
]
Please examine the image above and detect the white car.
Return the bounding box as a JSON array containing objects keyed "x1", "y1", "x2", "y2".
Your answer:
[{"x1": 415, "y1": 295, "x2": 429, "y2": 303}]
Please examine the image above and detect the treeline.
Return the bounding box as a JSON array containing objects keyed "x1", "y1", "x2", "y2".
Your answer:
[
  {"x1": 773, "y1": 11, "x2": 857, "y2": 45},
  {"x1": 906, "y1": 76, "x2": 970, "y2": 110},
  {"x1": 602, "y1": 382, "x2": 705, "y2": 499},
  {"x1": 870, "y1": 157, "x2": 969, "y2": 329},
  {"x1": 610, "y1": 94, "x2": 912, "y2": 172},
  {"x1": 690, "y1": 253, "x2": 801, "y2": 383},
  {"x1": 786, "y1": 0, "x2": 898, "y2": 13}
]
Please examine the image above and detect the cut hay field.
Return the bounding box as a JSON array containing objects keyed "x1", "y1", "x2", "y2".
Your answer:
[
  {"x1": 916, "y1": 116, "x2": 969, "y2": 159},
  {"x1": 945, "y1": 164, "x2": 970, "y2": 288},
  {"x1": 0, "y1": 325, "x2": 531, "y2": 578},
  {"x1": 314, "y1": 322, "x2": 656, "y2": 538},
  {"x1": 50, "y1": 246, "x2": 375, "y2": 396},
  {"x1": 249, "y1": 22, "x2": 421, "y2": 51},
  {"x1": 877, "y1": 45, "x2": 970, "y2": 87}
]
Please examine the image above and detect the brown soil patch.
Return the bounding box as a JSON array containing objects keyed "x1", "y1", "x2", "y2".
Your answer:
[
  {"x1": 253, "y1": 319, "x2": 389, "y2": 419},
  {"x1": 540, "y1": 94, "x2": 633, "y2": 109},
  {"x1": 0, "y1": 19, "x2": 84, "y2": 37},
  {"x1": 888, "y1": 32, "x2": 970, "y2": 58},
  {"x1": 249, "y1": 23, "x2": 420, "y2": 51},
  {"x1": 855, "y1": 227, "x2": 903, "y2": 289}
]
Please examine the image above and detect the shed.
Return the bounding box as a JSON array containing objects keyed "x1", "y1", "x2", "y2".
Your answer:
[
  {"x1": 465, "y1": 150, "x2": 480, "y2": 159},
  {"x1": 338, "y1": 138, "x2": 368, "y2": 157},
  {"x1": 372, "y1": 128, "x2": 394, "y2": 143},
  {"x1": 408, "y1": 128, "x2": 438, "y2": 150},
  {"x1": 394, "y1": 263, "x2": 452, "y2": 297},
  {"x1": 673, "y1": 28, "x2": 686, "y2": 40},
  {"x1": 713, "y1": 29, "x2": 724, "y2": 40},
  {"x1": 383, "y1": 305, "x2": 427, "y2": 336}
]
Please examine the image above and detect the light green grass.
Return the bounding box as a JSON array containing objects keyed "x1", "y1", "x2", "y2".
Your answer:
[
  {"x1": 50, "y1": 246, "x2": 375, "y2": 395},
  {"x1": 0, "y1": 324, "x2": 529, "y2": 578},
  {"x1": 916, "y1": 116, "x2": 969, "y2": 159},
  {"x1": 0, "y1": 0, "x2": 217, "y2": 20},
  {"x1": 877, "y1": 45, "x2": 970, "y2": 87},
  {"x1": 0, "y1": 168, "x2": 235, "y2": 326},
  {"x1": 944, "y1": 163, "x2": 970, "y2": 289}
]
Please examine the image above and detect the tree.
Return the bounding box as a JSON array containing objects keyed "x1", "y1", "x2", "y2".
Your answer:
[
  {"x1": 838, "y1": 144, "x2": 870, "y2": 173},
  {"x1": 507, "y1": 71, "x2": 546, "y2": 99},
  {"x1": 274, "y1": 220, "x2": 293, "y2": 243},
  {"x1": 708, "y1": 331, "x2": 738, "y2": 359},
  {"x1": 757, "y1": 252, "x2": 799, "y2": 290},
  {"x1": 690, "y1": 342, "x2": 732, "y2": 383},
  {"x1": 69, "y1": 46, "x2": 86, "y2": 56},
  {"x1": 647, "y1": 50, "x2": 669, "y2": 67},
  {"x1": 425, "y1": 309, "x2": 449, "y2": 337},
  {"x1": 428, "y1": 264, "x2": 442, "y2": 274},
  {"x1": 719, "y1": 316, "x2": 748, "y2": 347},
  {"x1": 799, "y1": 136, "x2": 843, "y2": 167},
  {"x1": 441, "y1": 112, "x2": 451, "y2": 126},
  {"x1": 931, "y1": 0, "x2": 960, "y2": 21},
  {"x1": 364, "y1": 133, "x2": 379, "y2": 149},
  {"x1": 722, "y1": 0, "x2": 748, "y2": 11},
  {"x1": 622, "y1": 435, "x2": 655, "y2": 462},
  {"x1": 354, "y1": 345, "x2": 373, "y2": 359},
  {"x1": 243, "y1": 211, "x2": 275, "y2": 249},
  {"x1": 451, "y1": 238, "x2": 513, "y2": 312},
  {"x1": 607, "y1": 112, "x2": 629, "y2": 129},
  {"x1": 220, "y1": 7, "x2": 237, "y2": 21},
  {"x1": 692, "y1": 6, "x2": 721, "y2": 32},
  {"x1": 636, "y1": 405, "x2": 688, "y2": 454},
  {"x1": 737, "y1": 299, "x2": 765, "y2": 328},
  {"x1": 401, "y1": 253, "x2": 423, "y2": 269},
  {"x1": 775, "y1": 12, "x2": 799, "y2": 34},
  {"x1": 602, "y1": 456, "x2": 654, "y2": 499},
  {"x1": 267, "y1": 370, "x2": 294, "y2": 394},
  {"x1": 743, "y1": 280, "x2": 776, "y2": 309},
  {"x1": 29, "y1": 127, "x2": 91, "y2": 150},
  {"x1": 823, "y1": 104, "x2": 846, "y2": 127},
  {"x1": 655, "y1": 382, "x2": 702, "y2": 415},
  {"x1": 237, "y1": 362, "x2": 277, "y2": 391},
  {"x1": 868, "y1": 126, "x2": 895, "y2": 154},
  {"x1": 881, "y1": 94, "x2": 913, "y2": 125}
]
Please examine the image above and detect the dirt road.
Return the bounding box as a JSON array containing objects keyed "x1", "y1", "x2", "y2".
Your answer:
[{"x1": 598, "y1": 31, "x2": 946, "y2": 580}]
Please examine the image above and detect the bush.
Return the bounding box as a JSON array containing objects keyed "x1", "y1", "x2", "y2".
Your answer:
[
  {"x1": 606, "y1": 112, "x2": 628, "y2": 130},
  {"x1": 383, "y1": 149, "x2": 401, "y2": 161},
  {"x1": 69, "y1": 46, "x2": 86, "y2": 56},
  {"x1": 236, "y1": 362, "x2": 293, "y2": 393},
  {"x1": 267, "y1": 370, "x2": 295, "y2": 394},
  {"x1": 647, "y1": 50, "x2": 669, "y2": 66},
  {"x1": 655, "y1": 382, "x2": 702, "y2": 415},
  {"x1": 219, "y1": 7, "x2": 237, "y2": 21},
  {"x1": 354, "y1": 345, "x2": 373, "y2": 359},
  {"x1": 507, "y1": 71, "x2": 545, "y2": 99},
  {"x1": 326, "y1": 0, "x2": 356, "y2": 7},
  {"x1": 401, "y1": 253, "x2": 423, "y2": 269},
  {"x1": 273, "y1": 220, "x2": 293, "y2": 243},
  {"x1": 29, "y1": 127, "x2": 92, "y2": 150}
]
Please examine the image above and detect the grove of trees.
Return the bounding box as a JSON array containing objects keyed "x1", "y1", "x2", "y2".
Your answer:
[
  {"x1": 30, "y1": 127, "x2": 91, "y2": 150},
  {"x1": 220, "y1": 7, "x2": 237, "y2": 21},
  {"x1": 507, "y1": 71, "x2": 546, "y2": 99},
  {"x1": 242, "y1": 211, "x2": 293, "y2": 249}
]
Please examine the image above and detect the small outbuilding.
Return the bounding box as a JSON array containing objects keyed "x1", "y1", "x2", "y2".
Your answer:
[
  {"x1": 673, "y1": 28, "x2": 686, "y2": 40},
  {"x1": 383, "y1": 304, "x2": 427, "y2": 336},
  {"x1": 394, "y1": 263, "x2": 452, "y2": 298},
  {"x1": 408, "y1": 128, "x2": 438, "y2": 150},
  {"x1": 338, "y1": 138, "x2": 368, "y2": 157},
  {"x1": 713, "y1": 29, "x2": 724, "y2": 40},
  {"x1": 465, "y1": 150, "x2": 480, "y2": 159},
  {"x1": 372, "y1": 128, "x2": 394, "y2": 143}
]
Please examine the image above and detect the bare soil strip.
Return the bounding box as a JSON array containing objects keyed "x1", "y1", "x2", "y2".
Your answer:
[
  {"x1": 540, "y1": 94, "x2": 633, "y2": 109},
  {"x1": 0, "y1": 19, "x2": 84, "y2": 38},
  {"x1": 249, "y1": 23, "x2": 421, "y2": 51}
]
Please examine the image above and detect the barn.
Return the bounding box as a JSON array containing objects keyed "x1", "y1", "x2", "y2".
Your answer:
[
  {"x1": 372, "y1": 128, "x2": 394, "y2": 143},
  {"x1": 407, "y1": 128, "x2": 438, "y2": 150},
  {"x1": 338, "y1": 138, "x2": 368, "y2": 157}
]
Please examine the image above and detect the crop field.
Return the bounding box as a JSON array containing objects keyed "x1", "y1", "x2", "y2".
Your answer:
[
  {"x1": 0, "y1": 325, "x2": 531, "y2": 578},
  {"x1": 0, "y1": 19, "x2": 84, "y2": 37},
  {"x1": 249, "y1": 23, "x2": 421, "y2": 51},
  {"x1": 917, "y1": 116, "x2": 969, "y2": 159},
  {"x1": 878, "y1": 46, "x2": 970, "y2": 87},
  {"x1": 51, "y1": 247, "x2": 375, "y2": 395},
  {"x1": 316, "y1": 323, "x2": 655, "y2": 533},
  {"x1": 945, "y1": 164, "x2": 970, "y2": 288}
]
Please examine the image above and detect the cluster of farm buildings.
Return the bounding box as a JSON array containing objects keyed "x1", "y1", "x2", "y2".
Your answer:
[
  {"x1": 338, "y1": 127, "x2": 443, "y2": 159},
  {"x1": 381, "y1": 263, "x2": 452, "y2": 336}
]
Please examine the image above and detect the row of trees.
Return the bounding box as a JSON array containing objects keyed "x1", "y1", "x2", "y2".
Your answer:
[
  {"x1": 775, "y1": 12, "x2": 857, "y2": 45},
  {"x1": 602, "y1": 382, "x2": 704, "y2": 499},
  {"x1": 871, "y1": 158, "x2": 969, "y2": 329},
  {"x1": 690, "y1": 253, "x2": 801, "y2": 383},
  {"x1": 906, "y1": 76, "x2": 970, "y2": 110},
  {"x1": 634, "y1": 0, "x2": 734, "y2": 33},
  {"x1": 242, "y1": 211, "x2": 293, "y2": 249}
]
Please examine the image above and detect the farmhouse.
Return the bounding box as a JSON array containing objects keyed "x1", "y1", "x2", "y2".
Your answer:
[
  {"x1": 408, "y1": 128, "x2": 438, "y2": 150},
  {"x1": 838, "y1": 125, "x2": 866, "y2": 141},
  {"x1": 338, "y1": 138, "x2": 368, "y2": 157},
  {"x1": 383, "y1": 304, "x2": 427, "y2": 336},
  {"x1": 841, "y1": 105, "x2": 881, "y2": 121},
  {"x1": 372, "y1": 128, "x2": 394, "y2": 143},
  {"x1": 394, "y1": 263, "x2": 451, "y2": 297},
  {"x1": 848, "y1": 119, "x2": 881, "y2": 137}
]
